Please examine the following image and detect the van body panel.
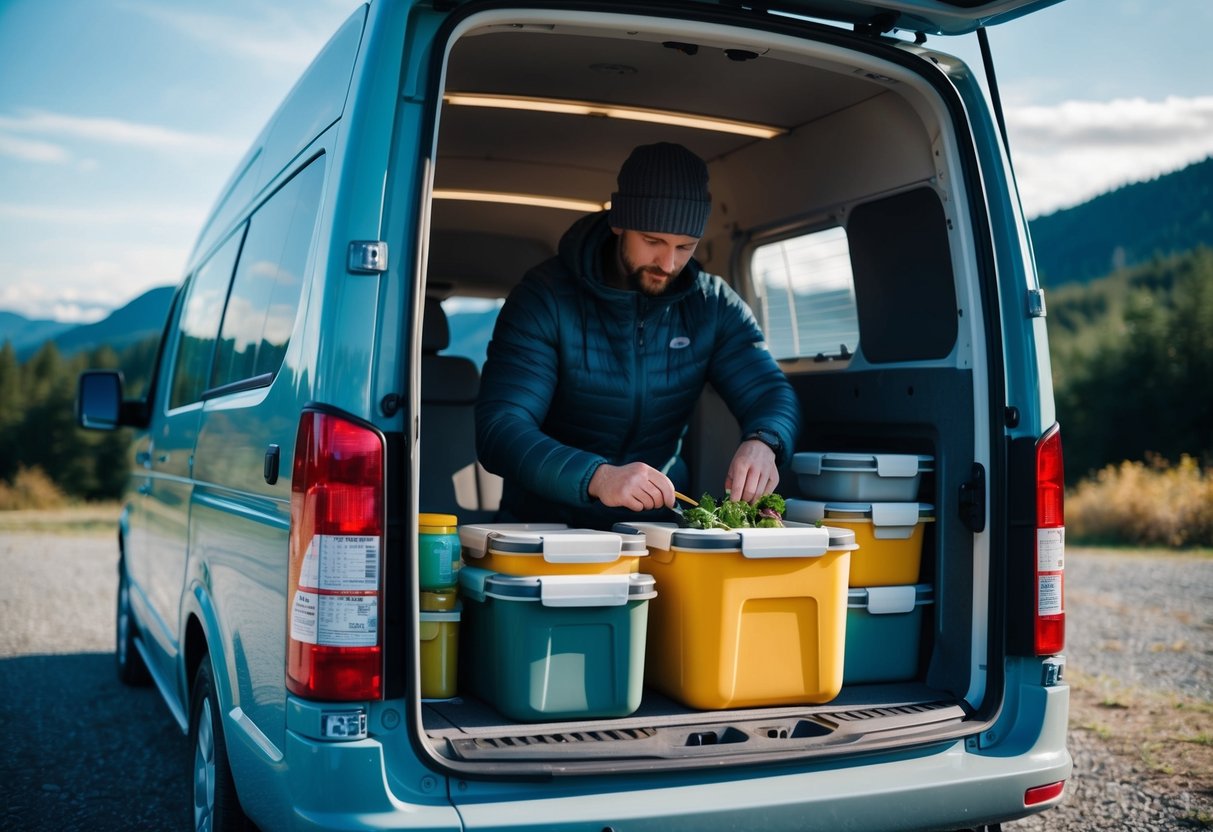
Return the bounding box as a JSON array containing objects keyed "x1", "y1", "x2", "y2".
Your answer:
[{"x1": 79, "y1": 1, "x2": 1071, "y2": 828}]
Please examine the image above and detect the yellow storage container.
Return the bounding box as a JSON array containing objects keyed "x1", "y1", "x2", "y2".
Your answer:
[
  {"x1": 615, "y1": 521, "x2": 855, "y2": 709},
  {"x1": 458, "y1": 523, "x2": 647, "y2": 575},
  {"x1": 419, "y1": 607, "x2": 460, "y2": 699},
  {"x1": 785, "y1": 500, "x2": 934, "y2": 587}
]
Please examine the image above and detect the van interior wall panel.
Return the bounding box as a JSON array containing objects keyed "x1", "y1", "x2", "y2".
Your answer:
[
  {"x1": 793, "y1": 368, "x2": 976, "y2": 699},
  {"x1": 712, "y1": 93, "x2": 938, "y2": 234}
]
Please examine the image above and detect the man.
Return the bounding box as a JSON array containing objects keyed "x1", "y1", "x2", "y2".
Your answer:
[{"x1": 475, "y1": 142, "x2": 800, "y2": 530}]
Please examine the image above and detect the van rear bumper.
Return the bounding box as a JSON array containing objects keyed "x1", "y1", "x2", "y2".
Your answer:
[{"x1": 277, "y1": 683, "x2": 1068, "y2": 831}]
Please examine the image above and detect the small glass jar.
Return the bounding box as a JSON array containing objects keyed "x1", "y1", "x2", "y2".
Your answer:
[{"x1": 418, "y1": 513, "x2": 460, "y2": 591}]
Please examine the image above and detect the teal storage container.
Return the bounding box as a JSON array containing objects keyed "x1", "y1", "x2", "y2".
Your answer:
[
  {"x1": 457, "y1": 566, "x2": 656, "y2": 721},
  {"x1": 844, "y1": 584, "x2": 933, "y2": 684}
]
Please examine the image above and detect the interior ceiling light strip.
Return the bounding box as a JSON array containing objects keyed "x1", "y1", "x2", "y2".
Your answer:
[
  {"x1": 433, "y1": 189, "x2": 608, "y2": 212},
  {"x1": 444, "y1": 93, "x2": 786, "y2": 139}
]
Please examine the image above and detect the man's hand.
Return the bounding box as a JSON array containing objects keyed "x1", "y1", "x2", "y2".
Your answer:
[
  {"x1": 588, "y1": 462, "x2": 675, "y2": 511},
  {"x1": 725, "y1": 440, "x2": 779, "y2": 503}
]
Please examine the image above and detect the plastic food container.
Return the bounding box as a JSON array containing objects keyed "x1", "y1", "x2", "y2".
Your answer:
[
  {"x1": 615, "y1": 521, "x2": 855, "y2": 709},
  {"x1": 792, "y1": 452, "x2": 933, "y2": 502},
  {"x1": 458, "y1": 523, "x2": 646, "y2": 575},
  {"x1": 419, "y1": 512, "x2": 461, "y2": 591},
  {"x1": 785, "y1": 499, "x2": 933, "y2": 587},
  {"x1": 457, "y1": 566, "x2": 656, "y2": 721},
  {"x1": 419, "y1": 606, "x2": 460, "y2": 699},
  {"x1": 844, "y1": 584, "x2": 933, "y2": 684}
]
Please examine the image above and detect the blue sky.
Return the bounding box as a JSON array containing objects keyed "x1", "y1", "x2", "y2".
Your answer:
[{"x1": 1, "y1": 0, "x2": 1211, "y2": 323}]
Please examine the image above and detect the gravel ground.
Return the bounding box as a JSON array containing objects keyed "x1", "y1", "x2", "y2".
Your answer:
[{"x1": 1, "y1": 522, "x2": 1211, "y2": 831}]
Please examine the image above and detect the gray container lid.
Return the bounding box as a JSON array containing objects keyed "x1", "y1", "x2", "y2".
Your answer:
[
  {"x1": 792, "y1": 451, "x2": 934, "y2": 477},
  {"x1": 459, "y1": 565, "x2": 655, "y2": 606}
]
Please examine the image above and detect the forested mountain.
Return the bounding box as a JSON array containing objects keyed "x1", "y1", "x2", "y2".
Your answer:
[{"x1": 1029, "y1": 156, "x2": 1213, "y2": 287}]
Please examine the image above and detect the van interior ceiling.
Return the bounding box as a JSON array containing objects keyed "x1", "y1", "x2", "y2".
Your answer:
[{"x1": 417, "y1": 11, "x2": 982, "y2": 767}]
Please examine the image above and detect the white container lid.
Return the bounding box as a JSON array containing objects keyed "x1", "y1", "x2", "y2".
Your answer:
[
  {"x1": 615, "y1": 521, "x2": 847, "y2": 558},
  {"x1": 848, "y1": 583, "x2": 933, "y2": 614}
]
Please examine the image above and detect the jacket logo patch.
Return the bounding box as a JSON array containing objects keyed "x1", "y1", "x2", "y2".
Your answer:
[{"x1": 669, "y1": 336, "x2": 691, "y2": 349}]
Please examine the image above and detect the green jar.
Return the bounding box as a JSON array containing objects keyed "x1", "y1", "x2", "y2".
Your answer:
[{"x1": 418, "y1": 513, "x2": 460, "y2": 591}]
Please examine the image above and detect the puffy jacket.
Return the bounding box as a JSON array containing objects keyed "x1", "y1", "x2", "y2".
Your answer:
[{"x1": 475, "y1": 212, "x2": 800, "y2": 529}]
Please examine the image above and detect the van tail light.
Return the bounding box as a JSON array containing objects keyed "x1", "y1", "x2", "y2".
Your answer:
[
  {"x1": 1034, "y1": 424, "x2": 1065, "y2": 656},
  {"x1": 286, "y1": 410, "x2": 384, "y2": 700}
]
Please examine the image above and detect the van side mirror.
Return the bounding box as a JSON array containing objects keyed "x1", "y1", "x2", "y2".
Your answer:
[{"x1": 77, "y1": 370, "x2": 125, "y2": 431}]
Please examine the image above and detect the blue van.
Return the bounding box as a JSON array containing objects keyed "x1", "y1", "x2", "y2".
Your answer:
[{"x1": 78, "y1": 1, "x2": 1070, "y2": 829}]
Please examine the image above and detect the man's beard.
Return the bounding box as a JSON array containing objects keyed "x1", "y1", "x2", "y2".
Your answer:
[{"x1": 628, "y1": 266, "x2": 676, "y2": 296}]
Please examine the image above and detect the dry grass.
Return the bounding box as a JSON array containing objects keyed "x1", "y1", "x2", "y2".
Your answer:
[
  {"x1": 0, "y1": 466, "x2": 71, "y2": 510},
  {"x1": 1068, "y1": 455, "x2": 1213, "y2": 548},
  {"x1": 0, "y1": 503, "x2": 122, "y2": 535}
]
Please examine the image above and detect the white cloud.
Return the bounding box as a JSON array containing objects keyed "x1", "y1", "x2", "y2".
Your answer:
[
  {"x1": 0, "y1": 109, "x2": 245, "y2": 156},
  {"x1": 0, "y1": 200, "x2": 204, "y2": 228},
  {"x1": 0, "y1": 132, "x2": 70, "y2": 163},
  {"x1": 1006, "y1": 95, "x2": 1213, "y2": 217},
  {"x1": 0, "y1": 240, "x2": 184, "y2": 322}
]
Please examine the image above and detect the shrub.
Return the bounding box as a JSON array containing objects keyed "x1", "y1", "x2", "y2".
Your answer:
[
  {"x1": 0, "y1": 465, "x2": 71, "y2": 510},
  {"x1": 1067, "y1": 454, "x2": 1213, "y2": 548}
]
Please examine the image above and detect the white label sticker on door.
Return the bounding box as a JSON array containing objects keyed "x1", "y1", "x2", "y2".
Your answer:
[
  {"x1": 290, "y1": 589, "x2": 318, "y2": 644},
  {"x1": 1038, "y1": 527, "x2": 1065, "y2": 571},
  {"x1": 317, "y1": 594, "x2": 378, "y2": 647},
  {"x1": 1038, "y1": 574, "x2": 1063, "y2": 616},
  {"x1": 298, "y1": 535, "x2": 380, "y2": 591}
]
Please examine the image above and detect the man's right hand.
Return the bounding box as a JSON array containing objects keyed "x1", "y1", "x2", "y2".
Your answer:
[{"x1": 588, "y1": 462, "x2": 675, "y2": 512}]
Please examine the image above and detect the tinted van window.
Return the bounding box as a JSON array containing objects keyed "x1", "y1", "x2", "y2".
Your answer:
[
  {"x1": 751, "y1": 226, "x2": 859, "y2": 362},
  {"x1": 169, "y1": 229, "x2": 244, "y2": 410},
  {"x1": 210, "y1": 157, "x2": 325, "y2": 391}
]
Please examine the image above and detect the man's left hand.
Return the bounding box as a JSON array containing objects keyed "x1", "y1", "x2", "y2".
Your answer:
[{"x1": 724, "y1": 440, "x2": 779, "y2": 503}]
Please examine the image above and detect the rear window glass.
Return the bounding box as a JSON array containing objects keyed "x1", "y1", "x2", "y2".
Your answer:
[
  {"x1": 210, "y1": 156, "x2": 325, "y2": 390},
  {"x1": 169, "y1": 229, "x2": 244, "y2": 410},
  {"x1": 750, "y1": 226, "x2": 859, "y2": 362}
]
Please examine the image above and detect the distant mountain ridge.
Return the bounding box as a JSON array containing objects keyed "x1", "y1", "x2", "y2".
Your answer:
[
  {"x1": 3, "y1": 286, "x2": 174, "y2": 360},
  {"x1": 1028, "y1": 155, "x2": 1213, "y2": 286},
  {"x1": 3, "y1": 156, "x2": 1212, "y2": 355}
]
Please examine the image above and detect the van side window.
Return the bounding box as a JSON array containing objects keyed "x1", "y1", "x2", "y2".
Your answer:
[
  {"x1": 750, "y1": 226, "x2": 860, "y2": 362},
  {"x1": 210, "y1": 157, "x2": 325, "y2": 391},
  {"x1": 169, "y1": 229, "x2": 245, "y2": 410}
]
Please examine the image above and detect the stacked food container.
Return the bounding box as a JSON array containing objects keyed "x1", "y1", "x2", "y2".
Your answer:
[
  {"x1": 417, "y1": 513, "x2": 463, "y2": 699},
  {"x1": 614, "y1": 521, "x2": 858, "y2": 709},
  {"x1": 786, "y1": 452, "x2": 935, "y2": 685},
  {"x1": 456, "y1": 524, "x2": 655, "y2": 721}
]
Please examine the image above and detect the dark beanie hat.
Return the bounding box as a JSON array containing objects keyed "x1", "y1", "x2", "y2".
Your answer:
[{"x1": 608, "y1": 142, "x2": 711, "y2": 237}]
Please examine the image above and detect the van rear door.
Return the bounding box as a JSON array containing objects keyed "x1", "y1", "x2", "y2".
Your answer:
[{"x1": 701, "y1": 0, "x2": 1063, "y2": 35}]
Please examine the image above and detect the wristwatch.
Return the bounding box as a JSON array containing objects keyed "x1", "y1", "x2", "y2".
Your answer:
[{"x1": 742, "y1": 428, "x2": 783, "y2": 459}]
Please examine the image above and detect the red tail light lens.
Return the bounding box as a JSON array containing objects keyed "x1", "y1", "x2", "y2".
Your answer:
[
  {"x1": 1034, "y1": 424, "x2": 1065, "y2": 656},
  {"x1": 286, "y1": 411, "x2": 384, "y2": 700},
  {"x1": 1024, "y1": 780, "x2": 1066, "y2": 806}
]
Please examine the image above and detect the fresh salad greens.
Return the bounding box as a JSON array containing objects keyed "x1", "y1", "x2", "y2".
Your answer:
[{"x1": 680, "y1": 492, "x2": 786, "y2": 529}]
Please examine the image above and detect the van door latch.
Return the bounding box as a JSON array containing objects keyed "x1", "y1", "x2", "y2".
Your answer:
[
  {"x1": 348, "y1": 241, "x2": 388, "y2": 273},
  {"x1": 958, "y1": 463, "x2": 986, "y2": 533}
]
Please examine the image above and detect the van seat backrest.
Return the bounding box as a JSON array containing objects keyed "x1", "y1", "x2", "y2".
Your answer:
[{"x1": 420, "y1": 297, "x2": 501, "y2": 523}]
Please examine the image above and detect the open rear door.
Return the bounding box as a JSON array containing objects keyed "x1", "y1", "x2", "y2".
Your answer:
[{"x1": 726, "y1": 0, "x2": 1063, "y2": 35}]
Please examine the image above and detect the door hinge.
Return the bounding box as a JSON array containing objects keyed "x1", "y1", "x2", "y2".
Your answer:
[{"x1": 959, "y1": 462, "x2": 986, "y2": 533}]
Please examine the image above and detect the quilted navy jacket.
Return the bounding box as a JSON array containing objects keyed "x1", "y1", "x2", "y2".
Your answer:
[{"x1": 475, "y1": 212, "x2": 800, "y2": 529}]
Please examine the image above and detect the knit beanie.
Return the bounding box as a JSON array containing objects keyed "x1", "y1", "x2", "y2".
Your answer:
[{"x1": 608, "y1": 142, "x2": 712, "y2": 237}]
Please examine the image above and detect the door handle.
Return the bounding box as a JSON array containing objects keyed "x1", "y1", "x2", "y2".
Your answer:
[
  {"x1": 157, "y1": 454, "x2": 170, "y2": 463},
  {"x1": 138, "y1": 484, "x2": 151, "y2": 495},
  {"x1": 135, "y1": 451, "x2": 151, "y2": 467}
]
